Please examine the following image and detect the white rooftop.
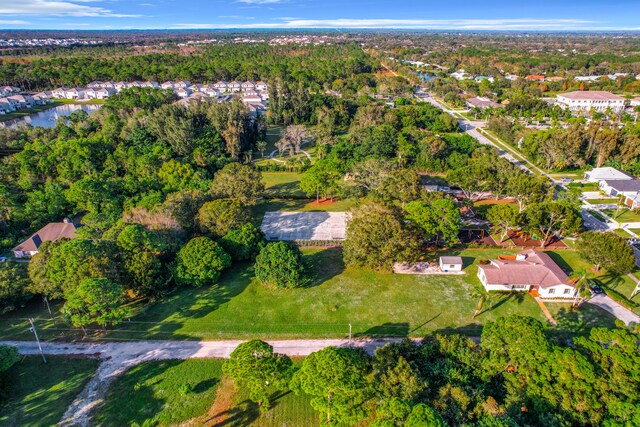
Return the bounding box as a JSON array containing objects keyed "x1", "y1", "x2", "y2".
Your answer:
[
  {"x1": 261, "y1": 211, "x2": 349, "y2": 241},
  {"x1": 585, "y1": 167, "x2": 633, "y2": 181}
]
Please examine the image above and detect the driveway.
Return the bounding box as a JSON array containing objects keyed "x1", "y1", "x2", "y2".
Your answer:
[
  {"x1": 587, "y1": 294, "x2": 640, "y2": 326},
  {"x1": 1, "y1": 338, "x2": 410, "y2": 427}
]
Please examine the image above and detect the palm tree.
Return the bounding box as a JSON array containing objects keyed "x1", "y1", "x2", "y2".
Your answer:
[
  {"x1": 569, "y1": 268, "x2": 595, "y2": 308},
  {"x1": 471, "y1": 286, "x2": 492, "y2": 318}
]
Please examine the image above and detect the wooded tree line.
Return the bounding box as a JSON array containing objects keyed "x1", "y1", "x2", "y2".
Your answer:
[
  {"x1": 488, "y1": 118, "x2": 640, "y2": 172},
  {"x1": 221, "y1": 316, "x2": 640, "y2": 426},
  {"x1": 0, "y1": 43, "x2": 378, "y2": 92}
]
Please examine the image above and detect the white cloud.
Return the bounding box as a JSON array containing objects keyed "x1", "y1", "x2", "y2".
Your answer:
[
  {"x1": 0, "y1": 0, "x2": 140, "y2": 18},
  {"x1": 0, "y1": 19, "x2": 31, "y2": 25},
  {"x1": 171, "y1": 18, "x2": 606, "y2": 31}
]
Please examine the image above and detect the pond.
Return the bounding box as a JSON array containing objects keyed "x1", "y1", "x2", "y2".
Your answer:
[{"x1": 1, "y1": 104, "x2": 102, "y2": 129}]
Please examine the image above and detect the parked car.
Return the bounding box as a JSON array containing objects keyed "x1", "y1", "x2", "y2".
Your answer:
[
  {"x1": 560, "y1": 177, "x2": 573, "y2": 184},
  {"x1": 590, "y1": 283, "x2": 604, "y2": 294}
]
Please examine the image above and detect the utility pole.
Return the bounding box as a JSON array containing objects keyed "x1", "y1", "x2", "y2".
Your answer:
[{"x1": 28, "y1": 318, "x2": 46, "y2": 363}]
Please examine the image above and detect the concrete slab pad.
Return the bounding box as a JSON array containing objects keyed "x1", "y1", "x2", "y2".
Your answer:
[{"x1": 261, "y1": 211, "x2": 349, "y2": 241}]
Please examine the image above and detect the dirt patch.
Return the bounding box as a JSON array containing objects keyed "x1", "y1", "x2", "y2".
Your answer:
[
  {"x1": 201, "y1": 375, "x2": 237, "y2": 426},
  {"x1": 507, "y1": 232, "x2": 568, "y2": 249},
  {"x1": 307, "y1": 197, "x2": 337, "y2": 207}
]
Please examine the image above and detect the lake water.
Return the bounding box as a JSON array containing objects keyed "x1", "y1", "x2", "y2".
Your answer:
[{"x1": 1, "y1": 104, "x2": 102, "y2": 129}]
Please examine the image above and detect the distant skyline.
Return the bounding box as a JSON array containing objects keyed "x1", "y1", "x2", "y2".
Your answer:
[{"x1": 0, "y1": 0, "x2": 639, "y2": 31}]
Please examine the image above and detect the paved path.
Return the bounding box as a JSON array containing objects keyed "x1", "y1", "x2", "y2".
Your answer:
[
  {"x1": 534, "y1": 297, "x2": 558, "y2": 326},
  {"x1": 587, "y1": 294, "x2": 640, "y2": 326},
  {"x1": 1, "y1": 338, "x2": 408, "y2": 427}
]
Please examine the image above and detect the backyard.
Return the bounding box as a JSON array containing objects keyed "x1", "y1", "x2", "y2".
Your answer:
[{"x1": 0, "y1": 248, "x2": 617, "y2": 341}]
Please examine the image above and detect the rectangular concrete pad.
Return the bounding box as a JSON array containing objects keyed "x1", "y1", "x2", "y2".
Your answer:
[{"x1": 261, "y1": 211, "x2": 349, "y2": 241}]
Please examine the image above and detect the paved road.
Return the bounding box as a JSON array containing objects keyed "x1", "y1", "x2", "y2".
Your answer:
[
  {"x1": 587, "y1": 294, "x2": 640, "y2": 326},
  {"x1": 581, "y1": 208, "x2": 610, "y2": 231},
  {"x1": 1, "y1": 338, "x2": 409, "y2": 427},
  {"x1": 420, "y1": 95, "x2": 542, "y2": 177}
]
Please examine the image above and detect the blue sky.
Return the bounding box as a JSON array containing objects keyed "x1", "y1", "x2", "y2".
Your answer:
[{"x1": 0, "y1": 0, "x2": 639, "y2": 31}]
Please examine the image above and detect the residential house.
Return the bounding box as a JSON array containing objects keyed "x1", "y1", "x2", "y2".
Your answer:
[
  {"x1": 526, "y1": 75, "x2": 545, "y2": 82},
  {"x1": 556, "y1": 91, "x2": 626, "y2": 112},
  {"x1": 87, "y1": 81, "x2": 104, "y2": 89},
  {"x1": 477, "y1": 250, "x2": 576, "y2": 298},
  {"x1": 0, "y1": 86, "x2": 20, "y2": 96},
  {"x1": 244, "y1": 89, "x2": 260, "y2": 97},
  {"x1": 624, "y1": 194, "x2": 640, "y2": 210},
  {"x1": 7, "y1": 94, "x2": 34, "y2": 109},
  {"x1": 242, "y1": 81, "x2": 256, "y2": 90},
  {"x1": 228, "y1": 81, "x2": 242, "y2": 92},
  {"x1": 466, "y1": 96, "x2": 501, "y2": 110},
  {"x1": 599, "y1": 179, "x2": 640, "y2": 198},
  {"x1": 32, "y1": 92, "x2": 51, "y2": 105},
  {"x1": 176, "y1": 88, "x2": 193, "y2": 98},
  {"x1": 161, "y1": 81, "x2": 176, "y2": 90},
  {"x1": 242, "y1": 95, "x2": 263, "y2": 104},
  {"x1": 204, "y1": 87, "x2": 220, "y2": 98},
  {"x1": 439, "y1": 256, "x2": 463, "y2": 272},
  {"x1": 0, "y1": 98, "x2": 16, "y2": 113},
  {"x1": 574, "y1": 75, "x2": 601, "y2": 82},
  {"x1": 95, "y1": 88, "x2": 114, "y2": 99},
  {"x1": 64, "y1": 88, "x2": 85, "y2": 99},
  {"x1": 474, "y1": 76, "x2": 494, "y2": 83},
  {"x1": 545, "y1": 76, "x2": 565, "y2": 82},
  {"x1": 505, "y1": 74, "x2": 519, "y2": 81},
  {"x1": 12, "y1": 219, "x2": 79, "y2": 259},
  {"x1": 630, "y1": 97, "x2": 640, "y2": 107},
  {"x1": 214, "y1": 81, "x2": 229, "y2": 91},
  {"x1": 114, "y1": 82, "x2": 128, "y2": 92},
  {"x1": 584, "y1": 167, "x2": 633, "y2": 183},
  {"x1": 245, "y1": 102, "x2": 267, "y2": 117},
  {"x1": 450, "y1": 70, "x2": 469, "y2": 80},
  {"x1": 255, "y1": 81, "x2": 268, "y2": 91},
  {"x1": 141, "y1": 81, "x2": 159, "y2": 88},
  {"x1": 175, "y1": 80, "x2": 191, "y2": 89},
  {"x1": 51, "y1": 87, "x2": 68, "y2": 99}
]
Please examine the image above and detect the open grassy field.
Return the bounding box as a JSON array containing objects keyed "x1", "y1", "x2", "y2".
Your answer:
[
  {"x1": 0, "y1": 248, "x2": 616, "y2": 342},
  {"x1": 0, "y1": 356, "x2": 98, "y2": 427},
  {"x1": 95, "y1": 359, "x2": 225, "y2": 427}
]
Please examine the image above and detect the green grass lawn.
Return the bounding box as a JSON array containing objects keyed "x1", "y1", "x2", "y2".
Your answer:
[
  {"x1": 95, "y1": 359, "x2": 224, "y2": 427},
  {"x1": 584, "y1": 198, "x2": 618, "y2": 204},
  {"x1": 0, "y1": 356, "x2": 98, "y2": 427},
  {"x1": 603, "y1": 208, "x2": 640, "y2": 223},
  {"x1": 262, "y1": 171, "x2": 306, "y2": 198},
  {"x1": 569, "y1": 182, "x2": 599, "y2": 191}
]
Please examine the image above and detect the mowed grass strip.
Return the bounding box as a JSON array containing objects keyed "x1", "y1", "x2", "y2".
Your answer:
[
  {"x1": 0, "y1": 356, "x2": 98, "y2": 427},
  {"x1": 95, "y1": 359, "x2": 225, "y2": 427}
]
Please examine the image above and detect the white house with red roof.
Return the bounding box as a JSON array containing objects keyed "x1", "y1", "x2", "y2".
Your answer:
[{"x1": 477, "y1": 250, "x2": 576, "y2": 299}]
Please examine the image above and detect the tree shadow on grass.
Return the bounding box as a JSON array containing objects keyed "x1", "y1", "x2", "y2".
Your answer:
[
  {"x1": 207, "y1": 390, "x2": 292, "y2": 427},
  {"x1": 550, "y1": 305, "x2": 617, "y2": 343},
  {"x1": 264, "y1": 181, "x2": 305, "y2": 198},
  {"x1": 354, "y1": 322, "x2": 410, "y2": 338},
  {"x1": 303, "y1": 247, "x2": 345, "y2": 289},
  {"x1": 110, "y1": 265, "x2": 255, "y2": 341}
]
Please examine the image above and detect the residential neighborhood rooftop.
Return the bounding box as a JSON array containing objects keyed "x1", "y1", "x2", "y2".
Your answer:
[
  {"x1": 478, "y1": 250, "x2": 569, "y2": 289},
  {"x1": 12, "y1": 220, "x2": 79, "y2": 254},
  {"x1": 557, "y1": 91, "x2": 625, "y2": 101}
]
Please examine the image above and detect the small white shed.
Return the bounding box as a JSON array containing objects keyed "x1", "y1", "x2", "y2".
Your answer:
[{"x1": 439, "y1": 256, "x2": 463, "y2": 272}]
